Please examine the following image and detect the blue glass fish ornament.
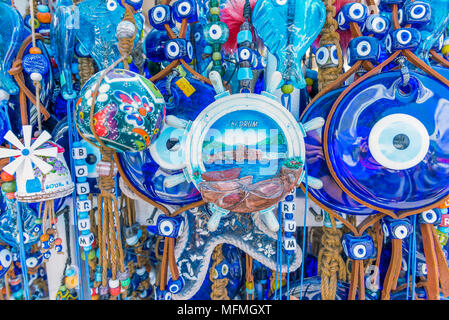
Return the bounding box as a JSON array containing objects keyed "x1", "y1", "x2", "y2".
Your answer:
[
  {"x1": 415, "y1": 0, "x2": 449, "y2": 64},
  {"x1": 252, "y1": 0, "x2": 326, "y2": 89},
  {"x1": 51, "y1": 3, "x2": 78, "y2": 100},
  {"x1": 192, "y1": 23, "x2": 211, "y2": 76},
  {"x1": 0, "y1": 2, "x2": 24, "y2": 95}
]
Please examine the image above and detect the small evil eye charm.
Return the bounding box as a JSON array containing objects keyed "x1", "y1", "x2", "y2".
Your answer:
[
  {"x1": 43, "y1": 251, "x2": 51, "y2": 260},
  {"x1": 341, "y1": 233, "x2": 376, "y2": 260},
  {"x1": 148, "y1": 215, "x2": 185, "y2": 238},
  {"x1": 362, "y1": 14, "x2": 391, "y2": 39},
  {"x1": 124, "y1": 223, "x2": 142, "y2": 246},
  {"x1": 123, "y1": 0, "x2": 143, "y2": 11},
  {"x1": 237, "y1": 47, "x2": 253, "y2": 63},
  {"x1": 204, "y1": 21, "x2": 229, "y2": 45},
  {"x1": 148, "y1": 5, "x2": 176, "y2": 31},
  {"x1": 419, "y1": 209, "x2": 442, "y2": 225},
  {"x1": 385, "y1": 28, "x2": 421, "y2": 53},
  {"x1": 315, "y1": 44, "x2": 339, "y2": 68},
  {"x1": 164, "y1": 39, "x2": 194, "y2": 62},
  {"x1": 251, "y1": 52, "x2": 267, "y2": 70},
  {"x1": 32, "y1": 223, "x2": 42, "y2": 236},
  {"x1": 26, "y1": 254, "x2": 42, "y2": 270},
  {"x1": 403, "y1": 1, "x2": 431, "y2": 27},
  {"x1": 173, "y1": 0, "x2": 198, "y2": 23},
  {"x1": 347, "y1": 36, "x2": 381, "y2": 66},
  {"x1": 167, "y1": 276, "x2": 185, "y2": 294},
  {"x1": 416, "y1": 260, "x2": 427, "y2": 276},
  {"x1": 382, "y1": 216, "x2": 413, "y2": 240},
  {"x1": 337, "y1": 3, "x2": 368, "y2": 31}
]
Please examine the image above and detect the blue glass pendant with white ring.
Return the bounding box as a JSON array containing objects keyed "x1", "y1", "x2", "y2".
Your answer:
[{"x1": 325, "y1": 70, "x2": 449, "y2": 213}]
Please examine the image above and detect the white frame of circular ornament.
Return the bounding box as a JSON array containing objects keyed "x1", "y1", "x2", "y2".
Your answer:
[{"x1": 184, "y1": 93, "x2": 307, "y2": 187}]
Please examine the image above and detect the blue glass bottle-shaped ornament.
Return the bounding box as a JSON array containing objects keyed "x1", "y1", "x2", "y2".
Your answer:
[
  {"x1": 0, "y1": 2, "x2": 25, "y2": 95},
  {"x1": 51, "y1": 3, "x2": 77, "y2": 99},
  {"x1": 252, "y1": 0, "x2": 326, "y2": 89}
]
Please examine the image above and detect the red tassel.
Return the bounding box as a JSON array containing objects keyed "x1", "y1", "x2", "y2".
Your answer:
[{"x1": 221, "y1": 0, "x2": 258, "y2": 54}]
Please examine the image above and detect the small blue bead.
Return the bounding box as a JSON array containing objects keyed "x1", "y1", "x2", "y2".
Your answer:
[
  {"x1": 438, "y1": 226, "x2": 449, "y2": 233},
  {"x1": 285, "y1": 195, "x2": 294, "y2": 202},
  {"x1": 237, "y1": 67, "x2": 253, "y2": 81},
  {"x1": 73, "y1": 142, "x2": 82, "y2": 147},
  {"x1": 78, "y1": 212, "x2": 89, "y2": 219},
  {"x1": 75, "y1": 159, "x2": 85, "y2": 166},
  {"x1": 237, "y1": 30, "x2": 252, "y2": 44},
  {"x1": 204, "y1": 46, "x2": 213, "y2": 54},
  {"x1": 284, "y1": 213, "x2": 294, "y2": 220},
  {"x1": 77, "y1": 177, "x2": 87, "y2": 183},
  {"x1": 79, "y1": 194, "x2": 88, "y2": 201}
]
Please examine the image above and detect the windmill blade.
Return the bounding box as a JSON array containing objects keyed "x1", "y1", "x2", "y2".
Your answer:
[
  {"x1": 22, "y1": 157, "x2": 34, "y2": 180},
  {"x1": 0, "y1": 148, "x2": 21, "y2": 159},
  {"x1": 30, "y1": 130, "x2": 52, "y2": 151},
  {"x1": 2, "y1": 156, "x2": 24, "y2": 175},
  {"x1": 32, "y1": 147, "x2": 58, "y2": 158},
  {"x1": 29, "y1": 154, "x2": 53, "y2": 174},
  {"x1": 22, "y1": 125, "x2": 32, "y2": 148},
  {"x1": 3, "y1": 131, "x2": 25, "y2": 150}
]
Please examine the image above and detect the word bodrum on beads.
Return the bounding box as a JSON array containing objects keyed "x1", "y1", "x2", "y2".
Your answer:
[
  {"x1": 75, "y1": 69, "x2": 165, "y2": 153},
  {"x1": 324, "y1": 70, "x2": 449, "y2": 213},
  {"x1": 300, "y1": 88, "x2": 376, "y2": 216}
]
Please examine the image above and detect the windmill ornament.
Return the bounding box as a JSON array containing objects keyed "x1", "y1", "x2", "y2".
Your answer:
[{"x1": 0, "y1": 125, "x2": 74, "y2": 202}]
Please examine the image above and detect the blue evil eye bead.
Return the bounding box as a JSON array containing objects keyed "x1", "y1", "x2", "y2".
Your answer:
[
  {"x1": 43, "y1": 251, "x2": 51, "y2": 260},
  {"x1": 403, "y1": 1, "x2": 431, "y2": 27},
  {"x1": 148, "y1": 215, "x2": 185, "y2": 238},
  {"x1": 167, "y1": 276, "x2": 184, "y2": 294},
  {"x1": 237, "y1": 47, "x2": 253, "y2": 63},
  {"x1": 315, "y1": 44, "x2": 339, "y2": 68},
  {"x1": 342, "y1": 233, "x2": 376, "y2": 260},
  {"x1": 362, "y1": 14, "x2": 390, "y2": 39},
  {"x1": 347, "y1": 36, "x2": 381, "y2": 66},
  {"x1": 26, "y1": 255, "x2": 41, "y2": 269},
  {"x1": 204, "y1": 21, "x2": 229, "y2": 45},
  {"x1": 379, "y1": 0, "x2": 405, "y2": 12},
  {"x1": 173, "y1": 0, "x2": 198, "y2": 23},
  {"x1": 164, "y1": 39, "x2": 193, "y2": 62},
  {"x1": 148, "y1": 5, "x2": 175, "y2": 31},
  {"x1": 156, "y1": 288, "x2": 172, "y2": 300},
  {"x1": 124, "y1": 0, "x2": 143, "y2": 11},
  {"x1": 416, "y1": 260, "x2": 427, "y2": 276},
  {"x1": 419, "y1": 209, "x2": 442, "y2": 225},
  {"x1": 385, "y1": 28, "x2": 421, "y2": 53},
  {"x1": 382, "y1": 216, "x2": 412, "y2": 240},
  {"x1": 75, "y1": 42, "x2": 90, "y2": 58},
  {"x1": 337, "y1": 3, "x2": 368, "y2": 31},
  {"x1": 0, "y1": 246, "x2": 12, "y2": 277},
  {"x1": 55, "y1": 244, "x2": 63, "y2": 253},
  {"x1": 22, "y1": 53, "x2": 49, "y2": 76}
]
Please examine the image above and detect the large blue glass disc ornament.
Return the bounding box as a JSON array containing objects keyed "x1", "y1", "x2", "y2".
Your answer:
[
  {"x1": 300, "y1": 88, "x2": 376, "y2": 216},
  {"x1": 324, "y1": 70, "x2": 449, "y2": 213}
]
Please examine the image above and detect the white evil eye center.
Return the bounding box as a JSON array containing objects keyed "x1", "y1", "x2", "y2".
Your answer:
[
  {"x1": 411, "y1": 4, "x2": 426, "y2": 19},
  {"x1": 423, "y1": 210, "x2": 437, "y2": 223},
  {"x1": 349, "y1": 3, "x2": 365, "y2": 20},
  {"x1": 187, "y1": 41, "x2": 193, "y2": 58},
  {"x1": 357, "y1": 41, "x2": 371, "y2": 56},
  {"x1": 394, "y1": 225, "x2": 408, "y2": 239},
  {"x1": 221, "y1": 264, "x2": 229, "y2": 276},
  {"x1": 420, "y1": 263, "x2": 427, "y2": 275},
  {"x1": 107, "y1": 0, "x2": 117, "y2": 11},
  {"x1": 398, "y1": 9, "x2": 403, "y2": 24},
  {"x1": 167, "y1": 42, "x2": 180, "y2": 57},
  {"x1": 397, "y1": 30, "x2": 412, "y2": 45},
  {"x1": 209, "y1": 24, "x2": 222, "y2": 40},
  {"x1": 159, "y1": 220, "x2": 174, "y2": 236},
  {"x1": 371, "y1": 17, "x2": 386, "y2": 33},
  {"x1": 194, "y1": 32, "x2": 201, "y2": 42},
  {"x1": 352, "y1": 244, "x2": 367, "y2": 258},
  {"x1": 0, "y1": 250, "x2": 11, "y2": 269},
  {"x1": 330, "y1": 46, "x2": 339, "y2": 64},
  {"x1": 178, "y1": 1, "x2": 192, "y2": 15},
  {"x1": 276, "y1": 0, "x2": 287, "y2": 5},
  {"x1": 239, "y1": 48, "x2": 251, "y2": 60},
  {"x1": 152, "y1": 7, "x2": 167, "y2": 22},
  {"x1": 27, "y1": 257, "x2": 38, "y2": 268},
  {"x1": 382, "y1": 223, "x2": 389, "y2": 237},
  {"x1": 316, "y1": 47, "x2": 330, "y2": 65},
  {"x1": 337, "y1": 11, "x2": 346, "y2": 27}
]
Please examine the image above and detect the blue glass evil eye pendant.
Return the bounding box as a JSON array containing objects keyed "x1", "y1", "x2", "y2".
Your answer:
[{"x1": 324, "y1": 70, "x2": 449, "y2": 214}]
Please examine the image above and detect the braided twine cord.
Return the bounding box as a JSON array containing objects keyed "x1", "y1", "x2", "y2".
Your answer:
[
  {"x1": 317, "y1": 0, "x2": 344, "y2": 91},
  {"x1": 209, "y1": 244, "x2": 230, "y2": 300}
]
